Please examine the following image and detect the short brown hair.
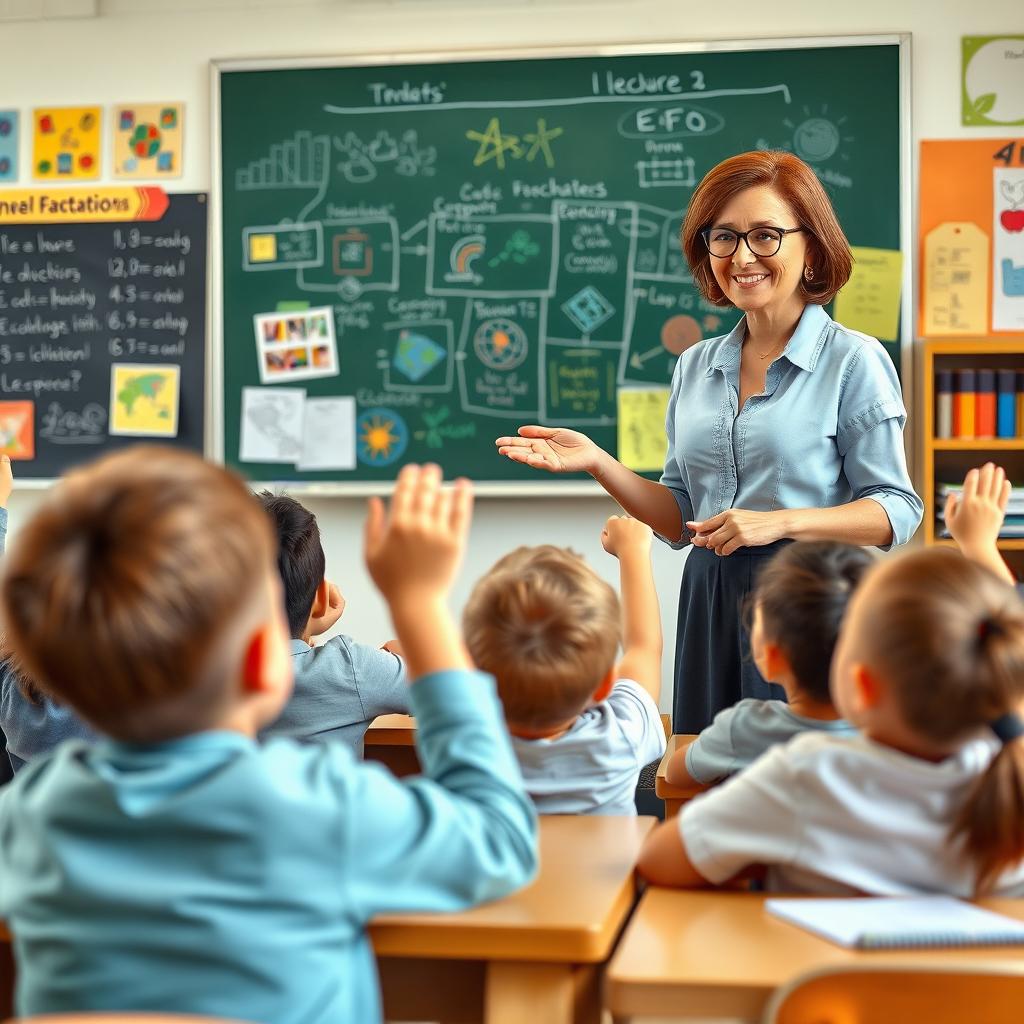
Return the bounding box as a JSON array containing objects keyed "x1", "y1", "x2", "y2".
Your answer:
[
  {"x1": 853, "y1": 548, "x2": 1024, "y2": 893},
  {"x1": 681, "y1": 150, "x2": 853, "y2": 307},
  {"x1": 0, "y1": 447, "x2": 278, "y2": 742},
  {"x1": 463, "y1": 546, "x2": 620, "y2": 731}
]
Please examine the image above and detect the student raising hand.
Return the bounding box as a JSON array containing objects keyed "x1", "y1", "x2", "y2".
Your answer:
[
  {"x1": 364, "y1": 463, "x2": 474, "y2": 679},
  {"x1": 946, "y1": 462, "x2": 1014, "y2": 585}
]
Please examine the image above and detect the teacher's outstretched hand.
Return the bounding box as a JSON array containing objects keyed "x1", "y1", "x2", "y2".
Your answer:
[
  {"x1": 495, "y1": 426, "x2": 602, "y2": 475},
  {"x1": 496, "y1": 425, "x2": 686, "y2": 542}
]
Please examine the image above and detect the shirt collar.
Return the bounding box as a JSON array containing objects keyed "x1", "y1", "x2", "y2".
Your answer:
[
  {"x1": 100, "y1": 729, "x2": 255, "y2": 761},
  {"x1": 290, "y1": 638, "x2": 312, "y2": 655},
  {"x1": 709, "y1": 303, "x2": 830, "y2": 374}
]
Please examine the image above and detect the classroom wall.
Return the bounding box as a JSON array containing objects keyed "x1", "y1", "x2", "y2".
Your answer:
[{"x1": 0, "y1": 0, "x2": 1018, "y2": 709}]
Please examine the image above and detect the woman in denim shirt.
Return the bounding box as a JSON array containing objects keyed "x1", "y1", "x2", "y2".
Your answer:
[{"x1": 497, "y1": 151, "x2": 922, "y2": 732}]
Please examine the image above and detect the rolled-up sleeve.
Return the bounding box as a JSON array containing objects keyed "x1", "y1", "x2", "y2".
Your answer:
[
  {"x1": 837, "y1": 344, "x2": 923, "y2": 549},
  {"x1": 657, "y1": 360, "x2": 694, "y2": 549}
]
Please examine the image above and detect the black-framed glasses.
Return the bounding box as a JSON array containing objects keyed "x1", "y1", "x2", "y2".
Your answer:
[{"x1": 701, "y1": 226, "x2": 806, "y2": 259}]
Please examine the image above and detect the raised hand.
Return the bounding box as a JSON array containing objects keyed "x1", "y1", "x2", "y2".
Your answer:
[
  {"x1": 495, "y1": 425, "x2": 604, "y2": 475},
  {"x1": 601, "y1": 514, "x2": 653, "y2": 559},
  {"x1": 364, "y1": 463, "x2": 473, "y2": 606}
]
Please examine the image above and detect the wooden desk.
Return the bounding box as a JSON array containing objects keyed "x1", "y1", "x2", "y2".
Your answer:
[
  {"x1": 606, "y1": 889, "x2": 1024, "y2": 1021},
  {"x1": 363, "y1": 714, "x2": 419, "y2": 777},
  {"x1": 372, "y1": 814, "x2": 655, "y2": 1024},
  {"x1": 655, "y1": 734, "x2": 700, "y2": 818}
]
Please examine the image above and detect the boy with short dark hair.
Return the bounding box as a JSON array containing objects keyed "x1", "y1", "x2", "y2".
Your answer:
[
  {"x1": 463, "y1": 514, "x2": 665, "y2": 814},
  {"x1": 257, "y1": 491, "x2": 409, "y2": 752},
  {"x1": 0, "y1": 451, "x2": 537, "y2": 1022}
]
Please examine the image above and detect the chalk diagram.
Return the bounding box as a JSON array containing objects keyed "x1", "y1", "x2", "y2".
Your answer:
[{"x1": 235, "y1": 83, "x2": 792, "y2": 428}]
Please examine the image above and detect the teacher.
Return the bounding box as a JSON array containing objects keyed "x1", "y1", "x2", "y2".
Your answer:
[{"x1": 496, "y1": 150, "x2": 923, "y2": 732}]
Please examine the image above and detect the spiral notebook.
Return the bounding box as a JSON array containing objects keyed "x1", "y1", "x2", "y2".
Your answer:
[{"x1": 766, "y1": 897, "x2": 1024, "y2": 950}]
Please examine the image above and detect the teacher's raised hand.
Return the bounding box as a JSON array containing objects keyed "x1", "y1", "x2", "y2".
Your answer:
[{"x1": 495, "y1": 426, "x2": 603, "y2": 475}]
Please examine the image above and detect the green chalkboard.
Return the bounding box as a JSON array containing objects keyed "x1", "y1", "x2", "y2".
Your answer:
[{"x1": 215, "y1": 39, "x2": 907, "y2": 488}]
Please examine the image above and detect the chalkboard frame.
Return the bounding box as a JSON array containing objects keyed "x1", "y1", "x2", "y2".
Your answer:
[{"x1": 210, "y1": 34, "x2": 912, "y2": 496}]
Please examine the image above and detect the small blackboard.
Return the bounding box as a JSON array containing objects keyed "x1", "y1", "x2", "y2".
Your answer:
[{"x1": 0, "y1": 192, "x2": 207, "y2": 480}]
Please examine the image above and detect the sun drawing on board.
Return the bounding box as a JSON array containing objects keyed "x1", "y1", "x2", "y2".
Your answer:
[
  {"x1": 783, "y1": 105, "x2": 855, "y2": 163},
  {"x1": 357, "y1": 407, "x2": 409, "y2": 467}
]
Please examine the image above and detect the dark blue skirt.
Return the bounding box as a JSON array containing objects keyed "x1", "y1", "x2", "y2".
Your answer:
[{"x1": 672, "y1": 541, "x2": 790, "y2": 733}]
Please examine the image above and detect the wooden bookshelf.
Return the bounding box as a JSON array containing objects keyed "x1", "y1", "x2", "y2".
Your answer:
[{"x1": 919, "y1": 340, "x2": 1024, "y2": 560}]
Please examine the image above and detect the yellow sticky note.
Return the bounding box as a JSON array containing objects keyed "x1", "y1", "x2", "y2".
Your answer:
[
  {"x1": 833, "y1": 246, "x2": 903, "y2": 342},
  {"x1": 618, "y1": 388, "x2": 670, "y2": 472},
  {"x1": 33, "y1": 106, "x2": 101, "y2": 180},
  {"x1": 922, "y1": 222, "x2": 989, "y2": 336},
  {"x1": 249, "y1": 233, "x2": 278, "y2": 264},
  {"x1": 109, "y1": 364, "x2": 180, "y2": 437}
]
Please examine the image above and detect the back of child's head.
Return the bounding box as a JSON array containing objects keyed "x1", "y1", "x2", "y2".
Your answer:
[
  {"x1": 846, "y1": 548, "x2": 1024, "y2": 893},
  {"x1": 754, "y1": 541, "x2": 874, "y2": 703},
  {"x1": 257, "y1": 491, "x2": 325, "y2": 638},
  {"x1": 463, "y1": 545, "x2": 620, "y2": 732},
  {"x1": 0, "y1": 447, "x2": 278, "y2": 742}
]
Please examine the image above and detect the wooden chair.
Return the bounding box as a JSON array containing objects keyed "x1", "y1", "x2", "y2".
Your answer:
[{"x1": 763, "y1": 963, "x2": 1024, "y2": 1024}]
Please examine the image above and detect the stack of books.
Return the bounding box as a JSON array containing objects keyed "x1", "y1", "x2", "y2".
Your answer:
[
  {"x1": 937, "y1": 483, "x2": 1024, "y2": 538},
  {"x1": 935, "y1": 369, "x2": 1024, "y2": 440}
]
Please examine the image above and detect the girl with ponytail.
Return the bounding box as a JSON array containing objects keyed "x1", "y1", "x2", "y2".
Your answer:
[{"x1": 639, "y1": 546, "x2": 1024, "y2": 896}]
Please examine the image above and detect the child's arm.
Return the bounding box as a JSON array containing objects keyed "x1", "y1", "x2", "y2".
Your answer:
[
  {"x1": 945, "y1": 463, "x2": 1014, "y2": 585},
  {"x1": 364, "y1": 463, "x2": 473, "y2": 679},
  {"x1": 601, "y1": 515, "x2": 662, "y2": 701},
  {"x1": 344, "y1": 463, "x2": 537, "y2": 916},
  {"x1": 637, "y1": 817, "x2": 714, "y2": 887},
  {"x1": 663, "y1": 738, "x2": 710, "y2": 794}
]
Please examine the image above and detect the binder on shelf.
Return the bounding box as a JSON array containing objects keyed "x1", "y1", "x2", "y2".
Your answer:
[
  {"x1": 954, "y1": 369, "x2": 976, "y2": 439},
  {"x1": 1018, "y1": 371, "x2": 1024, "y2": 440},
  {"x1": 936, "y1": 369, "x2": 953, "y2": 439},
  {"x1": 976, "y1": 369, "x2": 996, "y2": 439},
  {"x1": 998, "y1": 369, "x2": 1016, "y2": 438}
]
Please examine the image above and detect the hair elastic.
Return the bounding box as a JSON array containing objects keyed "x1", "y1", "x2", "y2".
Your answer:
[{"x1": 989, "y1": 712, "x2": 1024, "y2": 745}]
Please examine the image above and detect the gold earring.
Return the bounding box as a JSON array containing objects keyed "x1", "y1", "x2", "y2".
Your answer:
[{"x1": 803, "y1": 266, "x2": 814, "y2": 282}]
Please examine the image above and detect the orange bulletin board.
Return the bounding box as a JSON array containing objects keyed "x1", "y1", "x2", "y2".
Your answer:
[{"x1": 919, "y1": 138, "x2": 1024, "y2": 337}]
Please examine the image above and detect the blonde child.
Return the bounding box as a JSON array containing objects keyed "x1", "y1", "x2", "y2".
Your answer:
[
  {"x1": 463, "y1": 515, "x2": 665, "y2": 815},
  {"x1": 0, "y1": 452, "x2": 536, "y2": 1022},
  {"x1": 665, "y1": 542, "x2": 868, "y2": 792},
  {"x1": 639, "y1": 546, "x2": 1024, "y2": 896}
]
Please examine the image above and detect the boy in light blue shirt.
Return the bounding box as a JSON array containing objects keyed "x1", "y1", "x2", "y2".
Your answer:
[
  {"x1": 256, "y1": 492, "x2": 409, "y2": 753},
  {"x1": 463, "y1": 515, "x2": 666, "y2": 815},
  {"x1": 0, "y1": 451, "x2": 537, "y2": 1023}
]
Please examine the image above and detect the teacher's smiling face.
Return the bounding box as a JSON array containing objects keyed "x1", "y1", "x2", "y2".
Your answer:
[{"x1": 704, "y1": 185, "x2": 813, "y2": 317}]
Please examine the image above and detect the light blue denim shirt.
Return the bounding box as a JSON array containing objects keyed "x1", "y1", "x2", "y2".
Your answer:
[
  {"x1": 0, "y1": 669, "x2": 537, "y2": 1023},
  {"x1": 660, "y1": 304, "x2": 922, "y2": 550}
]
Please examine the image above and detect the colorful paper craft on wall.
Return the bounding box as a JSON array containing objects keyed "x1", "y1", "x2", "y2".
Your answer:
[
  {"x1": 962, "y1": 37, "x2": 1024, "y2": 127},
  {"x1": 109, "y1": 363, "x2": 180, "y2": 437},
  {"x1": 113, "y1": 103, "x2": 184, "y2": 178},
  {"x1": 0, "y1": 401, "x2": 34, "y2": 460},
  {"x1": 33, "y1": 106, "x2": 101, "y2": 180},
  {"x1": 919, "y1": 139, "x2": 1024, "y2": 337},
  {"x1": 0, "y1": 111, "x2": 18, "y2": 183}
]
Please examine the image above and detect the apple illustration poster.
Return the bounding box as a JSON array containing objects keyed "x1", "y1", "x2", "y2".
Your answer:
[
  {"x1": 919, "y1": 139, "x2": 1024, "y2": 338},
  {"x1": 994, "y1": 169, "x2": 1024, "y2": 330}
]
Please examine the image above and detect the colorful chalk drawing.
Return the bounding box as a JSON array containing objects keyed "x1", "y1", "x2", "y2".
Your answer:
[{"x1": 357, "y1": 407, "x2": 409, "y2": 467}]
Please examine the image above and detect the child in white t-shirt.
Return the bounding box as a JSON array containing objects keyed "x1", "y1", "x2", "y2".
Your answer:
[
  {"x1": 664, "y1": 542, "x2": 868, "y2": 793},
  {"x1": 638, "y1": 545, "x2": 1024, "y2": 897}
]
